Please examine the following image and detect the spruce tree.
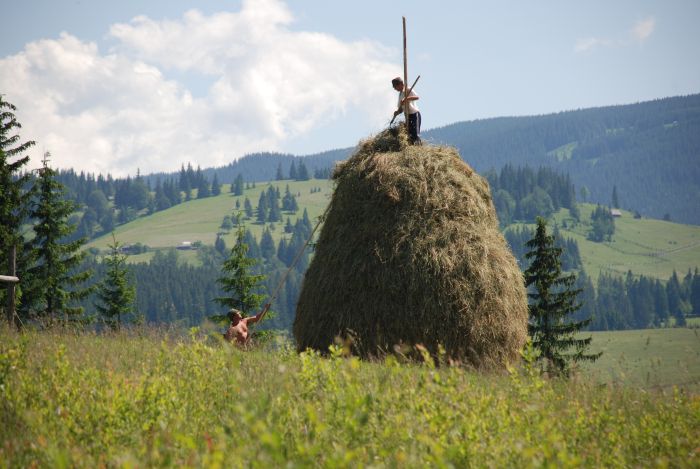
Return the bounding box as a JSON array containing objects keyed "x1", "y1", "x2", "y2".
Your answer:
[
  {"x1": 0, "y1": 97, "x2": 35, "y2": 326},
  {"x1": 297, "y1": 161, "x2": 310, "y2": 181},
  {"x1": 612, "y1": 185, "x2": 620, "y2": 209},
  {"x1": 211, "y1": 173, "x2": 221, "y2": 196},
  {"x1": 524, "y1": 217, "x2": 600, "y2": 376},
  {"x1": 256, "y1": 191, "x2": 268, "y2": 224},
  {"x1": 24, "y1": 153, "x2": 93, "y2": 322},
  {"x1": 94, "y1": 235, "x2": 135, "y2": 330},
  {"x1": 260, "y1": 228, "x2": 276, "y2": 262},
  {"x1": 215, "y1": 220, "x2": 265, "y2": 317},
  {"x1": 276, "y1": 162, "x2": 284, "y2": 180},
  {"x1": 244, "y1": 197, "x2": 253, "y2": 218}
]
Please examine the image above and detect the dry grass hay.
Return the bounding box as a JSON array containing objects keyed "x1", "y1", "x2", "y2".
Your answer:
[{"x1": 293, "y1": 127, "x2": 528, "y2": 369}]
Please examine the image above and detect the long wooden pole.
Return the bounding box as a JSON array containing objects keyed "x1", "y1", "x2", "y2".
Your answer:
[
  {"x1": 255, "y1": 203, "x2": 331, "y2": 322},
  {"x1": 402, "y1": 17, "x2": 409, "y2": 133}
]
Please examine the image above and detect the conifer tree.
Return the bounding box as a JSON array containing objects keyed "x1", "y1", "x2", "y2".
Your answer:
[
  {"x1": 197, "y1": 176, "x2": 211, "y2": 198},
  {"x1": 0, "y1": 97, "x2": 35, "y2": 325},
  {"x1": 232, "y1": 174, "x2": 244, "y2": 195},
  {"x1": 289, "y1": 161, "x2": 298, "y2": 180},
  {"x1": 256, "y1": 191, "x2": 268, "y2": 223},
  {"x1": 524, "y1": 217, "x2": 600, "y2": 376},
  {"x1": 211, "y1": 173, "x2": 221, "y2": 196},
  {"x1": 260, "y1": 227, "x2": 276, "y2": 263},
  {"x1": 215, "y1": 220, "x2": 265, "y2": 317},
  {"x1": 95, "y1": 235, "x2": 135, "y2": 330},
  {"x1": 276, "y1": 162, "x2": 285, "y2": 180},
  {"x1": 612, "y1": 185, "x2": 620, "y2": 209},
  {"x1": 215, "y1": 234, "x2": 227, "y2": 255},
  {"x1": 297, "y1": 161, "x2": 310, "y2": 181},
  {"x1": 24, "y1": 153, "x2": 93, "y2": 322},
  {"x1": 244, "y1": 197, "x2": 253, "y2": 218}
]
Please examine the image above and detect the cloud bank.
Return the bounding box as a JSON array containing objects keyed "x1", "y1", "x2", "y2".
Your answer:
[
  {"x1": 575, "y1": 16, "x2": 655, "y2": 53},
  {"x1": 0, "y1": 0, "x2": 397, "y2": 176}
]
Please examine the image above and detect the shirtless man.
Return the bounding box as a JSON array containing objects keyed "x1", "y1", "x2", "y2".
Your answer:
[{"x1": 223, "y1": 308, "x2": 264, "y2": 346}]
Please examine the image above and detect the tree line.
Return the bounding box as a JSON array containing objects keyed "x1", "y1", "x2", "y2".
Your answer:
[{"x1": 485, "y1": 165, "x2": 578, "y2": 227}]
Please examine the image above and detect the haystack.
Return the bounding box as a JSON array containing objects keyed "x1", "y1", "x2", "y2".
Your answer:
[{"x1": 293, "y1": 127, "x2": 528, "y2": 369}]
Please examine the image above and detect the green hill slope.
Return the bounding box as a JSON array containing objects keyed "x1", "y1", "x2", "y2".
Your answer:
[
  {"x1": 551, "y1": 204, "x2": 700, "y2": 282},
  {"x1": 86, "y1": 184, "x2": 700, "y2": 284},
  {"x1": 86, "y1": 179, "x2": 333, "y2": 265}
]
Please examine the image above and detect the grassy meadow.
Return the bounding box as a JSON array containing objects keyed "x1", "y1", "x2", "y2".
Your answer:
[
  {"x1": 584, "y1": 328, "x2": 700, "y2": 391},
  {"x1": 1, "y1": 326, "x2": 698, "y2": 468},
  {"x1": 85, "y1": 179, "x2": 334, "y2": 265},
  {"x1": 552, "y1": 204, "x2": 700, "y2": 283}
]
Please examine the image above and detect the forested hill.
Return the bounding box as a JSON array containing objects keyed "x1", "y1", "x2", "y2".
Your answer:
[
  {"x1": 141, "y1": 94, "x2": 700, "y2": 224},
  {"x1": 427, "y1": 94, "x2": 700, "y2": 225}
]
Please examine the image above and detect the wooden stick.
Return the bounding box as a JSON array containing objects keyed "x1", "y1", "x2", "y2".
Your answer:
[
  {"x1": 390, "y1": 75, "x2": 420, "y2": 125},
  {"x1": 402, "y1": 17, "x2": 409, "y2": 133},
  {"x1": 253, "y1": 203, "x2": 332, "y2": 321}
]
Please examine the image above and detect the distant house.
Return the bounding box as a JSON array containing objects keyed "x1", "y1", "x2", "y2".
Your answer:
[
  {"x1": 177, "y1": 241, "x2": 194, "y2": 250},
  {"x1": 119, "y1": 244, "x2": 138, "y2": 255},
  {"x1": 611, "y1": 209, "x2": 622, "y2": 218}
]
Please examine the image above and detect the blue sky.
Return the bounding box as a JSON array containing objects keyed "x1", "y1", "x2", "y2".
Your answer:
[{"x1": 1, "y1": 0, "x2": 698, "y2": 176}]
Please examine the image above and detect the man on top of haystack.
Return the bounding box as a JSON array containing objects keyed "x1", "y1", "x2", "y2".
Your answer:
[
  {"x1": 392, "y1": 76, "x2": 421, "y2": 144},
  {"x1": 223, "y1": 308, "x2": 265, "y2": 347}
]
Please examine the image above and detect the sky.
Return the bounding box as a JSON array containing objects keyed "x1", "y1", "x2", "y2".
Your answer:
[{"x1": 1, "y1": 0, "x2": 699, "y2": 176}]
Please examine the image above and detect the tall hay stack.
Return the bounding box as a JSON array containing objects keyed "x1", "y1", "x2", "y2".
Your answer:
[{"x1": 293, "y1": 128, "x2": 528, "y2": 369}]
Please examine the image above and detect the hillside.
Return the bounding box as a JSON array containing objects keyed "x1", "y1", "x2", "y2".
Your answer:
[
  {"x1": 152, "y1": 94, "x2": 700, "y2": 224},
  {"x1": 428, "y1": 94, "x2": 700, "y2": 225},
  {"x1": 86, "y1": 179, "x2": 334, "y2": 265},
  {"x1": 85, "y1": 184, "x2": 700, "y2": 283}
]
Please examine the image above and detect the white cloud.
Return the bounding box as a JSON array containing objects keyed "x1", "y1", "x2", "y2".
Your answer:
[
  {"x1": 631, "y1": 17, "x2": 655, "y2": 42},
  {"x1": 574, "y1": 16, "x2": 655, "y2": 53},
  {"x1": 0, "y1": 0, "x2": 397, "y2": 176},
  {"x1": 574, "y1": 37, "x2": 612, "y2": 53}
]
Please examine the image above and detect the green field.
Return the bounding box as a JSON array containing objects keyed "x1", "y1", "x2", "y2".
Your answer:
[
  {"x1": 584, "y1": 328, "x2": 700, "y2": 391},
  {"x1": 547, "y1": 204, "x2": 700, "y2": 282},
  {"x1": 86, "y1": 179, "x2": 333, "y2": 264},
  {"x1": 1, "y1": 327, "x2": 698, "y2": 467}
]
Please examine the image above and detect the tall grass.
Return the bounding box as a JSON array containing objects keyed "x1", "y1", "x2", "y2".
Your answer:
[{"x1": 1, "y1": 326, "x2": 698, "y2": 467}]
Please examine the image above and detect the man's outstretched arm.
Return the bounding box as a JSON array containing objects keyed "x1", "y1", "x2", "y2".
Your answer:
[{"x1": 246, "y1": 304, "x2": 270, "y2": 325}]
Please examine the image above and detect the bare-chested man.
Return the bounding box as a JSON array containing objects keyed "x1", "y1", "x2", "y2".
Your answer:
[{"x1": 223, "y1": 308, "x2": 264, "y2": 346}]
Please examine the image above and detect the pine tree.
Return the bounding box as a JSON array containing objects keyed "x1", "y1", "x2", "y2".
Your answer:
[
  {"x1": 211, "y1": 173, "x2": 221, "y2": 196},
  {"x1": 691, "y1": 269, "x2": 700, "y2": 316},
  {"x1": 260, "y1": 228, "x2": 276, "y2": 262},
  {"x1": 197, "y1": 175, "x2": 211, "y2": 198},
  {"x1": 289, "y1": 161, "x2": 298, "y2": 180},
  {"x1": 94, "y1": 234, "x2": 135, "y2": 330},
  {"x1": 0, "y1": 97, "x2": 36, "y2": 325},
  {"x1": 215, "y1": 221, "x2": 265, "y2": 317},
  {"x1": 232, "y1": 174, "x2": 244, "y2": 195},
  {"x1": 276, "y1": 162, "x2": 285, "y2": 180},
  {"x1": 214, "y1": 234, "x2": 227, "y2": 255},
  {"x1": 256, "y1": 191, "x2": 269, "y2": 224},
  {"x1": 297, "y1": 161, "x2": 310, "y2": 181},
  {"x1": 524, "y1": 217, "x2": 600, "y2": 376},
  {"x1": 24, "y1": 153, "x2": 93, "y2": 322},
  {"x1": 612, "y1": 185, "x2": 620, "y2": 209},
  {"x1": 244, "y1": 197, "x2": 253, "y2": 218}
]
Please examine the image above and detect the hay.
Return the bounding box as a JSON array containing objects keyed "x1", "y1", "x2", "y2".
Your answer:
[{"x1": 293, "y1": 126, "x2": 528, "y2": 369}]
